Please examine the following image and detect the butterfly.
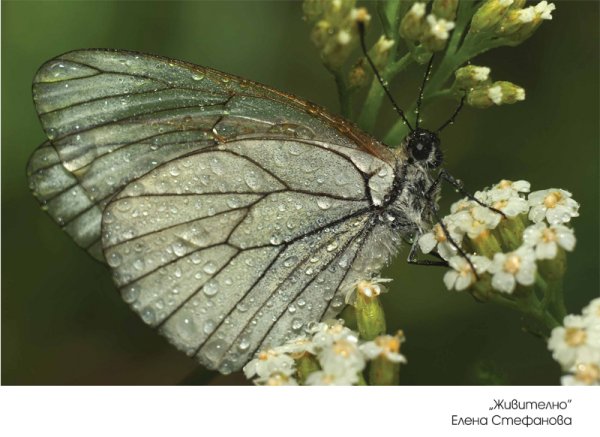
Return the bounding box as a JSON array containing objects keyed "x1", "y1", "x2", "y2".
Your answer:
[{"x1": 27, "y1": 49, "x2": 450, "y2": 374}]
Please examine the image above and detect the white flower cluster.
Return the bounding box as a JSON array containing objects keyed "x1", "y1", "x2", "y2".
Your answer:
[
  {"x1": 244, "y1": 320, "x2": 405, "y2": 386},
  {"x1": 418, "y1": 180, "x2": 579, "y2": 293},
  {"x1": 548, "y1": 298, "x2": 600, "y2": 386}
]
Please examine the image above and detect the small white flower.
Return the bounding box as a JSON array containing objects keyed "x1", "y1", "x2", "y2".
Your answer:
[
  {"x1": 561, "y1": 363, "x2": 600, "y2": 386},
  {"x1": 522, "y1": 222, "x2": 576, "y2": 259},
  {"x1": 534, "y1": 1, "x2": 555, "y2": 20},
  {"x1": 337, "y1": 30, "x2": 351, "y2": 45},
  {"x1": 310, "y1": 320, "x2": 356, "y2": 349},
  {"x1": 548, "y1": 315, "x2": 600, "y2": 370},
  {"x1": 488, "y1": 246, "x2": 537, "y2": 293},
  {"x1": 517, "y1": 6, "x2": 536, "y2": 23},
  {"x1": 418, "y1": 222, "x2": 463, "y2": 260},
  {"x1": 488, "y1": 85, "x2": 503, "y2": 104},
  {"x1": 409, "y1": 2, "x2": 426, "y2": 19},
  {"x1": 304, "y1": 369, "x2": 359, "y2": 386},
  {"x1": 500, "y1": 179, "x2": 531, "y2": 192},
  {"x1": 528, "y1": 188, "x2": 579, "y2": 225},
  {"x1": 451, "y1": 204, "x2": 502, "y2": 239},
  {"x1": 360, "y1": 333, "x2": 406, "y2": 363},
  {"x1": 488, "y1": 189, "x2": 529, "y2": 217},
  {"x1": 582, "y1": 298, "x2": 600, "y2": 323},
  {"x1": 318, "y1": 335, "x2": 366, "y2": 375},
  {"x1": 472, "y1": 66, "x2": 491, "y2": 82},
  {"x1": 426, "y1": 14, "x2": 455, "y2": 40},
  {"x1": 515, "y1": 88, "x2": 526, "y2": 100},
  {"x1": 444, "y1": 255, "x2": 491, "y2": 291},
  {"x1": 243, "y1": 348, "x2": 296, "y2": 379},
  {"x1": 254, "y1": 373, "x2": 299, "y2": 386}
]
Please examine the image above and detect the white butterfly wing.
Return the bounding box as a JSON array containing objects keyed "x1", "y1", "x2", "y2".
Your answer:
[
  {"x1": 102, "y1": 138, "x2": 398, "y2": 372},
  {"x1": 29, "y1": 49, "x2": 401, "y2": 372},
  {"x1": 28, "y1": 49, "x2": 393, "y2": 261}
]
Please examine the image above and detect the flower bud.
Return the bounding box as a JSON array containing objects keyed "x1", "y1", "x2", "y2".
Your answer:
[
  {"x1": 470, "y1": 0, "x2": 515, "y2": 34},
  {"x1": 370, "y1": 35, "x2": 395, "y2": 69},
  {"x1": 353, "y1": 279, "x2": 387, "y2": 340},
  {"x1": 454, "y1": 65, "x2": 492, "y2": 90},
  {"x1": 494, "y1": 81, "x2": 526, "y2": 103},
  {"x1": 432, "y1": 0, "x2": 458, "y2": 21},
  {"x1": 496, "y1": 2, "x2": 556, "y2": 45},
  {"x1": 466, "y1": 81, "x2": 524, "y2": 108},
  {"x1": 399, "y1": 2, "x2": 428, "y2": 42}
]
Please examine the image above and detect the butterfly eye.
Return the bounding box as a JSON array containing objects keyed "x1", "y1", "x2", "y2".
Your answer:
[{"x1": 405, "y1": 129, "x2": 442, "y2": 168}]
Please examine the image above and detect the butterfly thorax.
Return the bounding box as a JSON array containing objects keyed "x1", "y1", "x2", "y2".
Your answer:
[{"x1": 381, "y1": 128, "x2": 443, "y2": 238}]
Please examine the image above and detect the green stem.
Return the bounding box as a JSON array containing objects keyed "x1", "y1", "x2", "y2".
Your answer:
[
  {"x1": 357, "y1": 53, "x2": 413, "y2": 133},
  {"x1": 330, "y1": 68, "x2": 352, "y2": 119}
]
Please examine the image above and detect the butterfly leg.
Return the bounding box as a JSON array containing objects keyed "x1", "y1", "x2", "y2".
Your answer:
[
  {"x1": 422, "y1": 180, "x2": 481, "y2": 278},
  {"x1": 434, "y1": 169, "x2": 506, "y2": 218}
]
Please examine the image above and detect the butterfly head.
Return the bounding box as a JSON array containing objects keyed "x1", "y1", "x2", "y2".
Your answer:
[{"x1": 405, "y1": 128, "x2": 443, "y2": 169}]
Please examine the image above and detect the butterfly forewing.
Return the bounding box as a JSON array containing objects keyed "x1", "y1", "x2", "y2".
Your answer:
[{"x1": 29, "y1": 49, "x2": 402, "y2": 372}]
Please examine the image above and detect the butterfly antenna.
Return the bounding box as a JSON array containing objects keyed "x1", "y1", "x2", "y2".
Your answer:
[
  {"x1": 358, "y1": 21, "x2": 413, "y2": 131},
  {"x1": 437, "y1": 94, "x2": 466, "y2": 133},
  {"x1": 415, "y1": 55, "x2": 435, "y2": 129}
]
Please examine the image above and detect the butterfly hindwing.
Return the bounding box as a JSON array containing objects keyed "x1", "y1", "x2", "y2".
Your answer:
[{"x1": 102, "y1": 138, "x2": 397, "y2": 371}]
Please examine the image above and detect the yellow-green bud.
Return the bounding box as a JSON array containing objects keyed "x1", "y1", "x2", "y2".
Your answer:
[
  {"x1": 432, "y1": 0, "x2": 458, "y2": 21},
  {"x1": 454, "y1": 65, "x2": 492, "y2": 89},
  {"x1": 399, "y1": 2, "x2": 428, "y2": 42},
  {"x1": 497, "y1": 2, "x2": 555, "y2": 45},
  {"x1": 495, "y1": 81, "x2": 526, "y2": 104},
  {"x1": 470, "y1": 0, "x2": 515, "y2": 34},
  {"x1": 353, "y1": 280, "x2": 387, "y2": 340},
  {"x1": 370, "y1": 35, "x2": 395, "y2": 69},
  {"x1": 466, "y1": 81, "x2": 524, "y2": 108}
]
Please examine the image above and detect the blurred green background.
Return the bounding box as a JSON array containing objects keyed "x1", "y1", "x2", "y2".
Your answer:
[{"x1": 2, "y1": 1, "x2": 598, "y2": 385}]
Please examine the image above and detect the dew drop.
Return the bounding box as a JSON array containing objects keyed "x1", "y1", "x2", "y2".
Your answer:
[
  {"x1": 283, "y1": 256, "x2": 298, "y2": 267},
  {"x1": 292, "y1": 318, "x2": 303, "y2": 331},
  {"x1": 173, "y1": 242, "x2": 186, "y2": 257},
  {"x1": 317, "y1": 198, "x2": 332, "y2": 210},
  {"x1": 203, "y1": 320, "x2": 216, "y2": 334},
  {"x1": 203, "y1": 279, "x2": 219, "y2": 296},
  {"x1": 122, "y1": 285, "x2": 139, "y2": 303},
  {"x1": 244, "y1": 171, "x2": 260, "y2": 190},
  {"x1": 141, "y1": 307, "x2": 156, "y2": 325},
  {"x1": 238, "y1": 337, "x2": 250, "y2": 351},
  {"x1": 133, "y1": 259, "x2": 145, "y2": 271},
  {"x1": 203, "y1": 261, "x2": 217, "y2": 274},
  {"x1": 107, "y1": 252, "x2": 122, "y2": 267},
  {"x1": 331, "y1": 296, "x2": 344, "y2": 309},
  {"x1": 202, "y1": 339, "x2": 226, "y2": 362}
]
